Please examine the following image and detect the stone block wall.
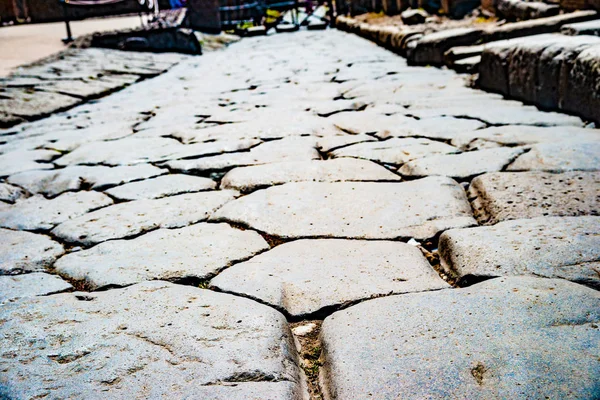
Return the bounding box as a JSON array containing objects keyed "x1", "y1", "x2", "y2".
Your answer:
[{"x1": 478, "y1": 33, "x2": 600, "y2": 123}]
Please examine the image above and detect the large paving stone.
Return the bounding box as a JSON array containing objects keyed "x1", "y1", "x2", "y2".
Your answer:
[
  {"x1": 211, "y1": 239, "x2": 449, "y2": 318},
  {"x1": 399, "y1": 147, "x2": 526, "y2": 179},
  {"x1": 320, "y1": 277, "x2": 600, "y2": 399},
  {"x1": 469, "y1": 171, "x2": 600, "y2": 224},
  {"x1": 51, "y1": 190, "x2": 238, "y2": 246},
  {"x1": 0, "y1": 281, "x2": 304, "y2": 399},
  {"x1": 0, "y1": 192, "x2": 113, "y2": 231},
  {"x1": 53, "y1": 137, "x2": 260, "y2": 167},
  {"x1": 165, "y1": 138, "x2": 321, "y2": 173},
  {"x1": 0, "y1": 229, "x2": 64, "y2": 274},
  {"x1": 507, "y1": 141, "x2": 600, "y2": 172},
  {"x1": 104, "y1": 174, "x2": 216, "y2": 200},
  {"x1": 0, "y1": 149, "x2": 58, "y2": 177},
  {"x1": 372, "y1": 117, "x2": 486, "y2": 141},
  {"x1": 316, "y1": 134, "x2": 376, "y2": 153},
  {"x1": 55, "y1": 223, "x2": 269, "y2": 290},
  {"x1": 0, "y1": 89, "x2": 81, "y2": 120},
  {"x1": 220, "y1": 159, "x2": 401, "y2": 191},
  {"x1": 331, "y1": 138, "x2": 459, "y2": 165},
  {"x1": 450, "y1": 125, "x2": 600, "y2": 149},
  {"x1": 440, "y1": 216, "x2": 600, "y2": 288},
  {"x1": 211, "y1": 178, "x2": 476, "y2": 240},
  {"x1": 7, "y1": 164, "x2": 166, "y2": 197},
  {"x1": 0, "y1": 273, "x2": 72, "y2": 303}
]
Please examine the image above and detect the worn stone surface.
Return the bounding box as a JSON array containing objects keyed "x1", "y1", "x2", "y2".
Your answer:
[
  {"x1": 211, "y1": 239, "x2": 449, "y2": 318},
  {"x1": 165, "y1": 138, "x2": 321, "y2": 173},
  {"x1": 450, "y1": 125, "x2": 600, "y2": 149},
  {"x1": 0, "y1": 273, "x2": 72, "y2": 303},
  {"x1": 51, "y1": 190, "x2": 238, "y2": 245},
  {"x1": 440, "y1": 216, "x2": 600, "y2": 288},
  {"x1": 0, "y1": 281, "x2": 303, "y2": 399},
  {"x1": 0, "y1": 192, "x2": 113, "y2": 231},
  {"x1": 469, "y1": 171, "x2": 600, "y2": 224},
  {"x1": 54, "y1": 137, "x2": 260, "y2": 167},
  {"x1": 0, "y1": 229, "x2": 64, "y2": 274},
  {"x1": 507, "y1": 141, "x2": 600, "y2": 172},
  {"x1": 55, "y1": 223, "x2": 269, "y2": 290},
  {"x1": 562, "y1": 19, "x2": 600, "y2": 36},
  {"x1": 331, "y1": 138, "x2": 459, "y2": 165},
  {"x1": 0, "y1": 182, "x2": 27, "y2": 203},
  {"x1": 105, "y1": 174, "x2": 216, "y2": 200},
  {"x1": 399, "y1": 147, "x2": 526, "y2": 178},
  {"x1": 320, "y1": 277, "x2": 600, "y2": 399},
  {"x1": 212, "y1": 178, "x2": 476, "y2": 239},
  {"x1": 8, "y1": 164, "x2": 166, "y2": 197},
  {"x1": 221, "y1": 159, "x2": 400, "y2": 191},
  {"x1": 0, "y1": 149, "x2": 58, "y2": 177}
]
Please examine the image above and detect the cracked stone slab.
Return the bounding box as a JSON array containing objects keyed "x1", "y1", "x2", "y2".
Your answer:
[
  {"x1": 51, "y1": 190, "x2": 239, "y2": 246},
  {"x1": 373, "y1": 117, "x2": 487, "y2": 141},
  {"x1": 104, "y1": 174, "x2": 216, "y2": 201},
  {"x1": 220, "y1": 159, "x2": 400, "y2": 191},
  {"x1": 212, "y1": 177, "x2": 476, "y2": 239},
  {"x1": 0, "y1": 149, "x2": 59, "y2": 177},
  {"x1": 211, "y1": 239, "x2": 449, "y2": 318},
  {"x1": 0, "y1": 229, "x2": 64, "y2": 274},
  {"x1": 450, "y1": 125, "x2": 600, "y2": 149},
  {"x1": 0, "y1": 281, "x2": 304, "y2": 399},
  {"x1": 53, "y1": 137, "x2": 260, "y2": 167},
  {"x1": 0, "y1": 88, "x2": 81, "y2": 119},
  {"x1": 0, "y1": 273, "x2": 72, "y2": 303},
  {"x1": 316, "y1": 134, "x2": 376, "y2": 153},
  {"x1": 8, "y1": 164, "x2": 166, "y2": 197},
  {"x1": 0, "y1": 182, "x2": 27, "y2": 203},
  {"x1": 331, "y1": 138, "x2": 459, "y2": 165},
  {"x1": 0, "y1": 192, "x2": 113, "y2": 231},
  {"x1": 507, "y1": 141, "x2": 600, "y2": 172},
  {"x1": 320, "y1": 276, "x2": 600, "y2": 399},
  {"x1": 469, "y1": 171, "x2": 600, "y2": 225},
  {"x1": 327, "y1": 111, "x2": 414, "y2": 135},
  {"x1": 439, "y1": 216, "x2": 600, "y2": 288},
  {"x1": 166, "y1": 138, "x2": 321, "y2": 173},
  {"x1": 399, "y1": 147, "x2": 526, "y2": 179},
  {"x1": 55, "y1": 223, "x2": 269, "y2": 290}
]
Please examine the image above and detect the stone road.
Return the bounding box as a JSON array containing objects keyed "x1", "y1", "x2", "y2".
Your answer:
[{"x1": 1, "y1": 29, "x2": 599, "y2": 399}]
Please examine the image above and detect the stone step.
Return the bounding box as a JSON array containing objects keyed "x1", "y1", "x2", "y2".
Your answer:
[{"x1": 561, "y1": 18, "x2": 600, "y2": 35}]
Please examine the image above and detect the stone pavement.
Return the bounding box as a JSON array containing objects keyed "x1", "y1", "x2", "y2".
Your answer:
[{"x1": 0, "y1": 30, "x2": 599, "y2": 399}]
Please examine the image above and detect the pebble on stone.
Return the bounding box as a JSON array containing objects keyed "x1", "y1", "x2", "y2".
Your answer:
[
  {"x1": 165, "y1": 137, "x2": 321, "y2": 173},
  {"x1": 0, "y1": 228, "x2": 64, "y2": 274},
  {"x1": 51, "y1": 190, "x2": 238, "y2": 245},
  {"x1": 55, "y1": 223, "x2": 269, "y2": 290},
  {"x1": 469, "y1": 171, "x2": 600, "y2": 225},
  {"x1": 210, "y1": 239, "x2": 449, "y2": 318},
  {"x1": 0, "y1": 272, "x2": 72, "y2": 303},
  {"x1": 7, "y1": 164, "x2": 166, "y2": 197},
  {"x1": 398, "y1": 147, "x2": 526, "y2": 179},
  {"x1": 211, "y1": 178, "x2": 476, "y2": 239},
  {"x1": 0, "y1": 192, "x2": 113, "y2": 231},
  {"x1": 220, "y1": 159, "x2": 400, "y2": 191},
  {"x1": 320, "y1": 277, "x2": 600, "y2": 399},
  {"x1": 507, "y1": 141, "x2": 600, "y2": 172},
  {"x1": 104, "y1": 174, "x2": 216, "y2": 200},
  {"x1": 439, "y1": 216, "x2": 600, "y2": 288},
  {"x1": 331, "y1": 138, "x2": 459, "y2": 165},
  {"x1": 0, "y1": 281, "x2": 304, "y2": 399}
]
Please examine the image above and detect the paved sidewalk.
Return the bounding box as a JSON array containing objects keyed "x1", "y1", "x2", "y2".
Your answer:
[
  {"x1": 0, "y1": 30, "x2": 599, "y2": 399},
  {"x1": 0, "y1": 15, "x2": 142, "y2": 77}
]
